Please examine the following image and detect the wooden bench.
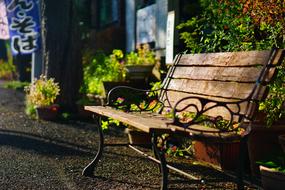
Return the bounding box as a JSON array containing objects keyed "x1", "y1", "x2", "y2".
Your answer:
[{"x1": 82, "y1": 49, "x2": 284, "y2": 190}]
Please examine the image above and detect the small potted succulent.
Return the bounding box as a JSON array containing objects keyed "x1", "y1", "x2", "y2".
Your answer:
[{"x1": 25, "y1": 75, "x2": 60, "y2": 120}]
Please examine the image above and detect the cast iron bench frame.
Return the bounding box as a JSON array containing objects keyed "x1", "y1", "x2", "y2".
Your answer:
[{"x1": 82, "y1": 49, "x2": 284, "y2": 190}]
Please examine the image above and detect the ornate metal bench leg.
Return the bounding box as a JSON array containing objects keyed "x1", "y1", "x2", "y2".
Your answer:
[
  {"x1": 82, "y1": 116, "x2": 104, "y2": 177},
  {"x1": 152, "y1": 132, "x2": 168, "y2": 190},
  {"x1": 152, "y1": 140, "x2": 160, "y2": 161},
  {"x1": 236, "y1": 135, "x2": 248, "y2": 190}
]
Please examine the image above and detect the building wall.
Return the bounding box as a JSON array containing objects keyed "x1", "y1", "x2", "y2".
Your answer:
[
  {"x1": 125, "y1": 0, "x2": 135, "y2": 52},
  {"x1": 125, "y1": 0, "x2": 181, "y2": 58},
  {"x1": 88, "y1": 0, "x2": 126, "y2": 53},
  {"x1": 125, "y1": 0, "x2": 169, "y2": 54},
  {"x1": 155, "y1": 0, "x2": 168, "y2": 53},
  {"x1": 88, "y1": 0, "x2": 184, "y2": 55},
  {"x1": 89, "y1": 26, "x2": 125, "y2": 53}
]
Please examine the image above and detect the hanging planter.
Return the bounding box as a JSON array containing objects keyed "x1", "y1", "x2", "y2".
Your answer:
[{"x1": 25, "y1": 75, "x2": 60, "y2": 120}]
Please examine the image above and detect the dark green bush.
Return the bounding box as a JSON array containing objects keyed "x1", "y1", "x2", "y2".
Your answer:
[{"x1": 177, "y1": 0, "x2": 284, "y2": 53}]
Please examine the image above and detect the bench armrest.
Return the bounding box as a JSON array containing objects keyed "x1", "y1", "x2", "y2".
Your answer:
[
  {"x1": 172, "y1": 96, "x2": 253, "y2": 134},
  {"x1": 106, "y1": 86, "x2": 163, "y2": 112}
]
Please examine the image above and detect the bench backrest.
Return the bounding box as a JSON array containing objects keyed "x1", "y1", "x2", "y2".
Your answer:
[{"x1": 159, "y1": 49, "x2": 284, "y2": 122}]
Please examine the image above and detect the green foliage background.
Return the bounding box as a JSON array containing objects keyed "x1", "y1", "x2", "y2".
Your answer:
[
  {"x1": 177, "y1": 0, "x2": 284, "y2": 53},
  {"x1": 177, "y1": 0, "x2": 285, "y2": 125}
]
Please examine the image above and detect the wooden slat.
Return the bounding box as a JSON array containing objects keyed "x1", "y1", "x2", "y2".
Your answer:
[
  {"x1": 177, "y1": 50, "x2": 271, "y2": 66},
  {"x1": 272, "y1": 49, "x2": 285, "y2": 65},
  {"x1": 85, "y1": 106, "x2": 172, "y2": 133},
  {"x1": 167, "y1": 79, "x2": 256, "y2": 99},
  {"x1": 172, "y1": 66, "x2": 263, "y2": 82},
  {"x1": 85, "y1": 106, "x2": 241, "y2": 140}
]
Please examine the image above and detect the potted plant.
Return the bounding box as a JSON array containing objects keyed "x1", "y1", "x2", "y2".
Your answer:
[
  {"x1": 81, "y1": 49, "x2": 127, "y2": 98},
  {"x1": 246, "y1": 60, "x2": 285, "y2": 175},
  {"x1": 257, "y1": 155, "x2": 285, "y2": 190},
  {"x1": 124, "y1": 44, "x2": 156, "y2": 81},
  {"x1": 25, "y1": 75, "x2": 60, "y2": 120},
  {"x1": 177, "y1": 0, "x2": 284, "y2": 176},
  {"x1": 81, "y1": 46, "x2": 156, "y2": 99}
]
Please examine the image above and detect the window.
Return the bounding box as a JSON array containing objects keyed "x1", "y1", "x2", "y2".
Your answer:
[
  {"x1": 136, "y1": 0, "x2": 155, "y2": 10},
  {"x1": 98, "y1": 0, "x2": 119, "y2": 27}
]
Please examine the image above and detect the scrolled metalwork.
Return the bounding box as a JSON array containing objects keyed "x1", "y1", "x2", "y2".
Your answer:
[
  {"x1": 172, "y1": 96, "x2": 253, "y2": 133},
  {"x1": 107, "y1": 86, "x2": 164, "y2": 112}
]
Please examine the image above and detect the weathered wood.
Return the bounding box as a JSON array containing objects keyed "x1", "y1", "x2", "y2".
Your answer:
[
  {"x1": 85, "y1": 106, "x2": 171, "y2": 133},
  {"x1": 161, "y1": 90, "x2": 248, "y2": 103},
  {"x1": 177, "y1": 50, "x2": 271, "y2": 66},
  {"x1": 85, "y1": 106, "x2": 240, "y2": 141},
  {"x1": 172, "y1": 66, "x2": 263, "y2": 82},
  {"x1": 166, "y1": 79, "x2": 257, "y2": 99}
]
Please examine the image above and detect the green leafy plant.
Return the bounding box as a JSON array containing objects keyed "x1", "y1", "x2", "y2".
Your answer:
[
  {"x1": 257, "y1": 155, "x2": 285, "y2": 173},
  {"x1": 81, "y1": 45, "x2": 156, "y2": 97},
  {"x1": 125, "y1": 44, "x2": 156, "y2": 65},
  {"x1": 2, "y1": 80, "x2": 29, "y2": 90},
  {"x1": 25, "y1": 101, "x2": 37, "y2": 119},
  {"x1": 177, "y1": 0, "x2": 284, "y2": 53},
  {"x1": 101, "y1": 118, "x2": 121, "y2": 131},
  {"x1": 25, "y1": 75, "x2": 60, "y2": 108},
  {"x1": 259, "y1": 61, "x2": 285, "y2": 126},
  {"x1": 0, "y1": 42, "x2": 15, "y2": 80},
  {"x1": 81, "y1": 49, "x2": 126, "y2": 96},
  {"x1": 157, "y1": 134, "x2": 193, "y2": 158},
  {"x1": 24, "y1": 75, "x2": 60, "y2": 118}
]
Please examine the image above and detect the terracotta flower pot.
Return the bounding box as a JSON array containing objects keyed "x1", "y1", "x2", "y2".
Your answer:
[
  {"x1": 193, "y1": 139, "x2": 241, "y2": 171},
  {"x1": 125, "y1": 128, "x2": 151, "y2": 146},
  {"x1": 36, "y1": 104, "x2": 59, "y2": 121},
  {"x1": 248, "y1": 125, "x2": 285, "y2": 176},
  {"x1": 260, "y1": 165, "x2": 285, "y2": 190}
]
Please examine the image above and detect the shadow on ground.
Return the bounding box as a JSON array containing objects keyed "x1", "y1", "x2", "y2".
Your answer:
[{"x1": 0, "y1": 129, "x2": 93, "y2": 157}]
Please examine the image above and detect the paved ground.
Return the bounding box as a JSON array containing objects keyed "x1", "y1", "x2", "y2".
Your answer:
[{"x1": 0, "y1": 81, "x2": 259, "y2": 190}]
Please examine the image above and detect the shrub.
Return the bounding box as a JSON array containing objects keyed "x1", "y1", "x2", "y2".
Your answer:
[
  {"x1": 81, "y1": 44, "x2": 156, "y2": 96},
  {"x1": 81, "y1": 50, "x2": 125, "y2": 96},
  {"x1": 177, "y1": 0, "x2": 284, "y2": 53},
  {"x1": 0, "y1": 42, "x2": 15, "y2": 80},
  {"x1": 25, "y1": 75, "x2": 60, "y2": 107}
]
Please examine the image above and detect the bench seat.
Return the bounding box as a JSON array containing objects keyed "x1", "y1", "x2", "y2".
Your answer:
[{"x1": 85, "y1": 105, "x2": 242, "y2": 141}]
